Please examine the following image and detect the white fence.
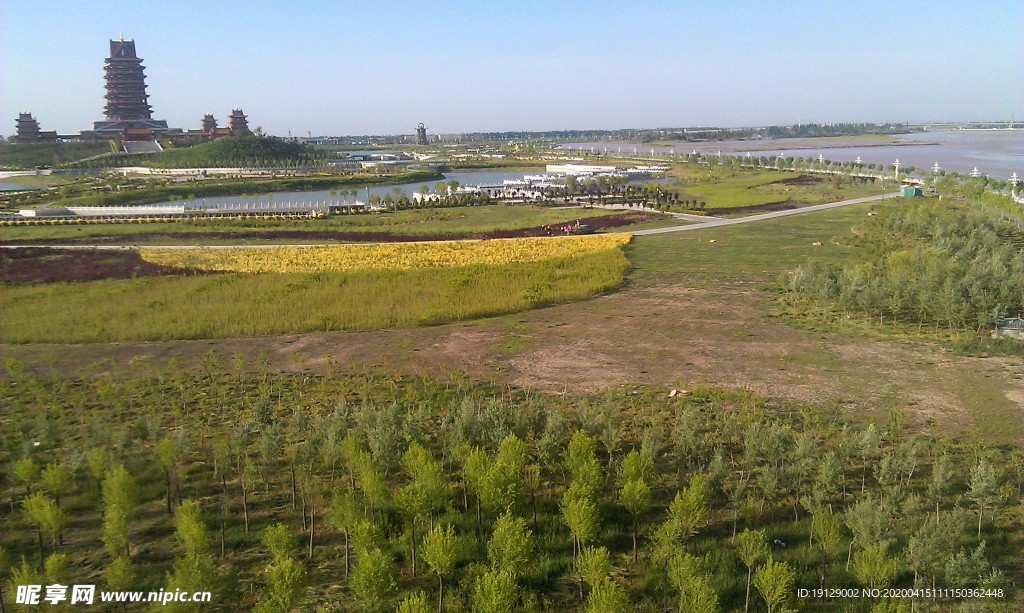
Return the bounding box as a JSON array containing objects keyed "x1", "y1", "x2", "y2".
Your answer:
[{"x1": 68, "y1": 204, "x2": 186, "y2": 216}]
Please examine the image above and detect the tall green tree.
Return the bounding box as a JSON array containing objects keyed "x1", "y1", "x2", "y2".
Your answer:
[
  {"x1": 812, "y1": 511, "x2": 843, "y2": 591},
  {"x1": 257, "y1": 523, "x2": 306, "y2": 613},
  {"x1": 753, "y1": 557, "x2": 796, "y2": 613},
  {"x1": 852, "y1": 543, "x2": 897, "y2": 590},
  {"x1": 102, "y1": 499, "x2": 130, "y2": 560},
  {"x1": 463, "y1": 447, "x2": 489, "y2": 533},
  {"x1": 619, "y1": 478, "x2": 651, "y2": 563},
  {"x1": 421, "y1": 524, "x2": 458, "y2": 613},
  {"x1": 583, "y1": 578, "x2": 630, "y2": 613},
  {"x1": 22, "y1": 492, "x2": 63, "y2": 560},
  {"x1": 11, "y1": 457, "x2": 38, "y2": 498},
  {"x1": 480, "y1": 435, "x2": 527, "y2": 514},
  {"x1": 928, "y1": 453, "x2": 952, "y2": 524},
  {"x1": 472, "y1": 569, "x2": 517, "y2": 613},
  {"x1": 154, "y1": 437, "x2": 180, "y2": 515},
  {"x1": 84, "y1": 448, "x2": 110, "y2": 495},
  {"x1": 487, "y1": 512, "x2": 533, "y2": 578},
  {"x1": 327, "y1": 485, "x2": 361, "y2": 577},
  {"x1": 561, "y1": 495, "x2": 599, "y2": 562},
  {"x1": 734, "y1": 528, "x2": 768, "y2": 613},
  {"x1": 350, "y1": 547, "x2": 397, "y2": 613},
  {"x1": 653, "y1": 474, "x2": 709, "y2": 559},
  {"x1": 566, "y1": 430, "x2": 602, "y2": 502},
  {"x1": 163, "y1": 500, "x2": 218, "y2": 613},
  {"x1": 397, "y1": 442, "x2": 447, "y2": 578},
  {"x1": 574, "y1": 546, "x2": 611, "y2": 595},
  {"x1": 667, "y1": 553, "x2": 719, "y2": 613},
  {"x1": 105, "y1": 555, "x2": 135, "y2": 613},
  {"x1": 39, "y1": 461, "x2": 69, "y2": 510},
  {"x1": 968, "y1": 458, "x2": 1000, "y2": 539},
  {"x1": 101, "y1": 464, "x2": 136, "y2": 522},
  {"x1": 396, "y1": 592, "x2": 431, "y2": 613}
]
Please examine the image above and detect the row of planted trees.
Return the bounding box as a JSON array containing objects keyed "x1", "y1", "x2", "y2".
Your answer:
[
  {"x1": 0, "y1": 359, "x2": 1020, "y2": 611},
  {"x1": 785, "y1": 197, "x2": 1024, "y2": 335}
]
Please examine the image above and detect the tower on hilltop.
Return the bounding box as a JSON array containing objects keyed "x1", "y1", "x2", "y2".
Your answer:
[
  {"x1": 103, "y1": 37, "x2": 153, "y2": 121},
  {"x1": 229, "y1": 109, "x2": 250, "y2": 135},
  {"x1": 14, "y1": 112, "x2": 58, "y2": 142},
  {"x1": 87, "y1": 37, "x2": 169, "y2": 138},
  {"x1": 15, "y1": 112, "x2": 41, "y2": 141}
]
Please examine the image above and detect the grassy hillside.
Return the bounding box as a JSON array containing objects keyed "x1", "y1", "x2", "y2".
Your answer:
[
  {"x1": 57, "y1": 136, "x2": 332, "y2": 169},
  {"x1": 0, "y1": 141, "x2": 111, "y2": 169},
  {"x1": 151, "y1": 136, "x2": 328, "y2": 168}
]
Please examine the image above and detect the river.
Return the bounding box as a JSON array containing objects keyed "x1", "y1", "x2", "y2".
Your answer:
[
  {"x1": 157, "y1": 171, "x2": 540, "y2": 210},
  {"x1": 560, "y1": 129, "x2": 1023, "y2": 179}
]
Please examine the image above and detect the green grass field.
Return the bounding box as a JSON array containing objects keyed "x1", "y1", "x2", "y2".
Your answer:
[
  {"x1": 0, "y1": 174, "x2": 71, "y2": 187},
  {"x1": 628, "y1": 201, "x2": 885, "y2": 286},
  {"x1": 664, "y1": 167, "x2": 880, "y2": 211},
  {"x1": 0, "y1": 249, "x2": 628, "y2": 343}
]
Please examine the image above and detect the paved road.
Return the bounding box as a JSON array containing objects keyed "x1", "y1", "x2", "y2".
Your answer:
[
  {"x1": 558, "y1": 202, "x2": 717, "y2": 222},
  {"x1": 632, "y1": 193, "x2": 896, "y2": 235},
  {"x1": 1, "y1": 194, "x2": 896, "y2": 250}
]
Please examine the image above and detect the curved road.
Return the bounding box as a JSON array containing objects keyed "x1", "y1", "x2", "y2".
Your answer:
[
  {"x1": 633, "y1": 193, "x2": 896, "y2": 235},
  {"x1": 1, "y1": 194, "x2": 896, "y2": 250}
]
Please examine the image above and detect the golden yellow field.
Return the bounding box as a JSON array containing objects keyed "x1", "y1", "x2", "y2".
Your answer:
[{"x1": 139, "y1": 234, "x2": 632, "y2": 273}]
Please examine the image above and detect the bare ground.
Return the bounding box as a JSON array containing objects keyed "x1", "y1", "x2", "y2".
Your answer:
[{"x1": 6, "y1": 277, "x2": 1023, "y2": 443}]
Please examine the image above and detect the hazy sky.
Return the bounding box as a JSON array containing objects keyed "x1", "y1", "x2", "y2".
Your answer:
[{"x1": 2, "y1": 1, "x2": 1021, "y2": 137}]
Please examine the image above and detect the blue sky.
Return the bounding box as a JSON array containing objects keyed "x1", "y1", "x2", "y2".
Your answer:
[{"x1": 2, "y1": 1, "x2": 1021, "y2": 137}]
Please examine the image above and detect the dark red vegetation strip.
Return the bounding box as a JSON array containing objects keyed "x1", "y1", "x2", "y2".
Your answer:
[
  {"x1": 773, "y1": 174, "x2": 823, "y2": 186},
  {"x1": 2, "y1": 213, "x2": 655, "y2": 245},
  {"x1": 0, "y1": 248, "x2": 212, "y2": 284}
]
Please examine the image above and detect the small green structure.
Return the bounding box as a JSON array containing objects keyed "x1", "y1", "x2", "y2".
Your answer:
[
  {"x1": 994, "y1": 317, "x2": 1024, "y2": 340},
  {"x1": 900, "y1": 186, "x2": 923, "y2": 197}
]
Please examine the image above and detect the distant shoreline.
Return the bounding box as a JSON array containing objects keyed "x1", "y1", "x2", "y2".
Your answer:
[{"x1": 767, "y1": 141, "x2": 940, "y2": 152}]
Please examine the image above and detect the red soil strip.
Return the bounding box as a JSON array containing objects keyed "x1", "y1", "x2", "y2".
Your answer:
[
  {"x1": 708, "y1": 201, "x2": 796, "y2": 215},
  {"x1": 1, "y1": 213, "x2": 655, "y2": 246},
  {"x1": 772, "y1": 174, "x2": 822, "y2": 186},
  {"x1": 0, "y1": 248, "x2": 211, "y2": 284}
]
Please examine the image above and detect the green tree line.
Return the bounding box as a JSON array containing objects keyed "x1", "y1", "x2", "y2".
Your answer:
[{"x1": 786, "y1": 199, "x2": 1024, "y2": 335}]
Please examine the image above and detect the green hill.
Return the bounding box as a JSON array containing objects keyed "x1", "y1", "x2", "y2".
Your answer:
[
  {"x1": 0, "y1": 141, "x2": 112, "y2": 169},
  {"x1": 151, "y1": 135, "x2": 327, "y2": 168}
]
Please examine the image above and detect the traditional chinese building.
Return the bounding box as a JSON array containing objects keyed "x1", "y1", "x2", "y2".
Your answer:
[
  {"x1": 201, "y1": 114, "x2": 218, "y2": 132},
  {"x1": 228, "y1": 109, "x2": 250, "y2": 135},
  {"x1": 14, "y1": 112, "x2": 58, "y2": 142},
  {"x1": 84, "y1": 37, "x2": 169, "y2": 140}
]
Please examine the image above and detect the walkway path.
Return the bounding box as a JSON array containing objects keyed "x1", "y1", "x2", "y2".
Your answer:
[
  {"x1": 1, "y1": 194, "x2": 896, "y2": 249},
  {"x1": 633, "y1": 193, "x2": 895, "y2": 235},
  {"x1": 559, "y1": 202, "x2": 717, "y2": 222}
]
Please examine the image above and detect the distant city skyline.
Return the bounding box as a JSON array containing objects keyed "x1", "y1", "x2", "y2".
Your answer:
[{"x1": 2, "y1": 0, "x2": 1021, "y2": 137}]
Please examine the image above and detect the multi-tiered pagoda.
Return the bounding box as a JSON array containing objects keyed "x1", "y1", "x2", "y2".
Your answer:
[
  {"x1": 87, "y1": 37, "x2": 168, "y2": 139},
  {"x1": 228, "y1": 109, "x2": 250, "y2": 135},
  {"x1": 14, "y1": 112, "x2": 57, "y2": 142},
  {"x1": 201, "y1": 114, "x2": 218, "y2": 132}
]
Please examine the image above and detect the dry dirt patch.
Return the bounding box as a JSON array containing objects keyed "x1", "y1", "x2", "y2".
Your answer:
[{"x1": 5, "y1": 278, "x2": 1024, "y2": 441}]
